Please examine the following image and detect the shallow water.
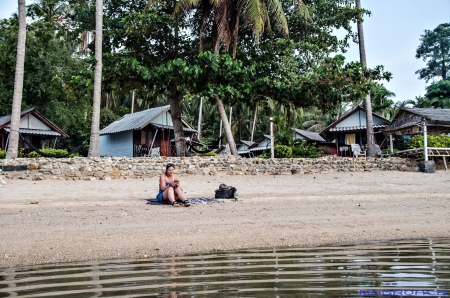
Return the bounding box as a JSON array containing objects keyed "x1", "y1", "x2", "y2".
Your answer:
[{"x1": 0, "y1": 238, "x2": 449, "y2": 297}]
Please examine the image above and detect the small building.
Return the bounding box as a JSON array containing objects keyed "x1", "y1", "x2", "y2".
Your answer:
[
  {"x1": 292, "y1": 128, "x2": 326, "y2": 143},
  {"x1": 248, "y1": 135, "x2": 272, "y2": 157},
  {"x1": 0, "y1": 108, "x2": 68, "y2": 154},
  {"x1": 321, "y1": 106, "x2": 390, "y2": 156},
  {"x1": 99, "y1": 105, "x2": 197, "y2": 157},
  {"x1": 384, "y1": 108, "x2": 450, "y2": 136},
  {"x1": 383, "y1": 108, "x2": 450, "y2": 161},
  {"x1": 237, "y1": 140, "x2": 255, "y2": 157}
]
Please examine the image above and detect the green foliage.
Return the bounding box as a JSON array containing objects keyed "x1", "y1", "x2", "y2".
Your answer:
[
  {"x1": 292, "y1": 141, "x2": 321, "y2": 158},
  {"x1": 27, "y1": 151, "x2": 41, "y2": 158},
  {"x1": 416, "y1": 23, "x2": 450, "y2": 82},
  {"x1": 198, "y1": 151, "x2": 218, "y2": 157},
  {"x1": 28, "y1": 148, "x2": 69, "y2": 158},
  {"x1": 18, "y1": 148, "x2": 25, "y2": 158},
  {"x1": 0, "y1": 150, "x2": 6, "y2": 159},
  {"x1": 274, "y1": 144, "x2": 292, "y2": 158},
  {"x1": 370, "y1": 82, "x2": 396, "y2": 114},
  {"x1": 100, "y1": 108, "x2": 120, "y2": 129},
  {"x1": 424, "y1": 80, "x2": 450, "y2": 108},
  {"x1": 406, "y1": 134, "x2": 450, "y2": 149}
]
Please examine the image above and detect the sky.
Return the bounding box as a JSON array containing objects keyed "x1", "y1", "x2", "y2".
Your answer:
[{"x1": 1, "y1": 0, "x2": 449, "y2": 104}]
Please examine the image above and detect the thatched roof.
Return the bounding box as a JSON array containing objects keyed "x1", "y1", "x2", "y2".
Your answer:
[{"x1": 385, "y1": 108, "x2": 450, "y2": 135}]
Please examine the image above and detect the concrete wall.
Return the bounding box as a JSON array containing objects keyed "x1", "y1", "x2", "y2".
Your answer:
[{"x1": 0, "y1": 156, "x2": 420, "y2": 181}]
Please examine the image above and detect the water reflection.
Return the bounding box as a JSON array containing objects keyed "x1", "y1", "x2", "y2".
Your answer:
[{"x1": 0, "y1": 238, "x2": 449, "y2": 297}]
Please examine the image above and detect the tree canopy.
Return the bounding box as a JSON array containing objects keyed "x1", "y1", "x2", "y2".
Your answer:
[
  {"x1": 416, "y1": 22, "x2": 450, "y2": 82},
  {"x1": 0, "y1": 0, "x2": 395, "y2": 156}
]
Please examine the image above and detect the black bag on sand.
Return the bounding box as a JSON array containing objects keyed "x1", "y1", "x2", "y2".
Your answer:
[{"x1": 215, "y1": 184, "x2": 238, "y2": 200}]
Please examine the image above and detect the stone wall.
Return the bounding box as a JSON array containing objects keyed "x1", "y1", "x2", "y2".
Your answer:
[{"x1": 0, "y1": 156, "x2": 419, "y2": 181}]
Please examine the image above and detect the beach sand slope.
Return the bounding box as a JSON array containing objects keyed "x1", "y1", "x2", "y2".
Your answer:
[{"x1": 0, "y1": 170, "x2": 449, "y2": 268}]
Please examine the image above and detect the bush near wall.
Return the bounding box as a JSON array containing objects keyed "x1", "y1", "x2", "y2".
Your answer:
[
  {"x1": 406, "y1": 134, "x2": 450, "y2": 149},
  {"x1": 28, "y1": 148, "x2": 69, "y2": 158},
  {"x1": 274, "y1": 145, "x2": 292, "y2": 158}
]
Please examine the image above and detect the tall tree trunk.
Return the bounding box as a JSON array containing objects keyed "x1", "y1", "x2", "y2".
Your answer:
[
  {"x1": 211, "y1": 35, "x2": 237, "y2": 156},
  {"x1": 215, "y1": 95, "x2": 237, "y2": 155},
  {"x1": 168, "y1": 91, "x2": 185, "y2": 157},
  {"x1": 356, "y1": 0, "x2": 375, "y2": 157},
  {"x1": 6, "y1": 0, "x2": 27, "y2": 159},
  {"x1": 88, "y1": 0, "x2": 103, "y2": 157}
]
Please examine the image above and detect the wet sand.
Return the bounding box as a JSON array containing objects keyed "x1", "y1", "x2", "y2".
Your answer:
[{"x1": 0, "y1": 170, "x2": 449, "y2": 268}]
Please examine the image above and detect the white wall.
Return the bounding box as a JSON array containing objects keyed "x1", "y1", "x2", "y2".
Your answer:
[{"x1": 20, "y1": 114, "x2": 51, "y2": 130}]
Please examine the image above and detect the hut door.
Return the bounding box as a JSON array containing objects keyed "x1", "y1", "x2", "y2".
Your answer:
[{"x1": 160, "y1": 131, "x2": 170, "y2": 156}]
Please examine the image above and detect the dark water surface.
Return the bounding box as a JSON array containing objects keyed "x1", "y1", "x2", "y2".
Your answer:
[{"x1": 0, "y1": 238, "x2": 449, "y2": 297}]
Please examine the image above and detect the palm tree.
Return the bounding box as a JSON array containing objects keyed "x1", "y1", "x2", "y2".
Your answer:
[
  {"x1": 87, "y1": 0, "x2": 103, "y2": 157},
  {"x1": 6, "y1": 0, "x2": 27, "y2": 159},
  {"x1": 174, "y1": 0, "x2": 309, "y2": 156},
  {"x1": 356, "y1": 0, "x2": 375, "y2": 157}
]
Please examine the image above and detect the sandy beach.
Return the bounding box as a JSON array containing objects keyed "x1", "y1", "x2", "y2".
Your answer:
[{"x1": 0, "y1": 170, "x2": 449, "y2": 268}]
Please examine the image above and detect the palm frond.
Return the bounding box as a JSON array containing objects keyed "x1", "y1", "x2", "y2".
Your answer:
[
  {"x1": 295, "y1": 0, "x2": 311, "y2": 20},
  {"x1": 266, "y1": 0, "x2": 288, "y2": 36},
  {"x1": 241, "y1": 0, "x2": 265, "y2": 41},
  {"x1": 173, "y1": 0, "x2": 202, "y2": 16}
]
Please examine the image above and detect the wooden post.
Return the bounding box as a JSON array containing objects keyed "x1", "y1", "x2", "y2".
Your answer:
[
  {"x1": 389, "y1": 133, "x2": 394, "y2": 154},
  {"x1": 423, "y1": 121, "x2": 428, "y2": 161},
  {"x1": 131, "y1": 90, "x2": 135, "y2": 114},
  {"x1": 197, "y1": 97, "x2": 203, "y2": 140},
  {"x1": 270, "y1": 117, "x2": 274, "y2": 158}
]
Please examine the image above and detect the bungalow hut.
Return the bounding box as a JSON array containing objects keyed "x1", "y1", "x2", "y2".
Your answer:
[
  {"x1": 321, "y1": 106, "x2": 390, "y2": 156},
  {"x1": 383, "y1": 108, "x2": 450, "y2": 163},
  {"x1": 99, "y1": 105, "x2": 197, "y2": 157},
  {"x1": 292, "y1": 128, "x2": 326, "y2": 143},
  {"x1": 237, "y1": 140, "x2": 254, "y2": 157},
  {"x1": 0, "y1": 108, "x2": 68, "y2": 154},
  {"x1": 248, "y1": 135, "x2": 272, "y2": 157}
]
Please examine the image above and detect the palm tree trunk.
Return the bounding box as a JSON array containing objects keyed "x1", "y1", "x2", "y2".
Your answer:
[
  {"x1": 215, "y1": 95, "x2": 237, "y2": 155},
  {"x1": 88, "y1": 0, "x2": 103, "y2": 157},
  {"x1": 168, "y1": 91, "x2": 185, "y2": 157},
  {"x1": 356, "y1": 0, "x2": 375, "y2": 157},
  {"x1": 6, "y1": 0, "x2": 27, "y2": 159}
]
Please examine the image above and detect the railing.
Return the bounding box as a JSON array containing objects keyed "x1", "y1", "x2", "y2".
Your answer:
[
  {"x1": 389, "y1": 147, "x2": 450, "y2": 170},
  {"x1": 390, "y1": 147, "x2": 450, "y2": 157}
]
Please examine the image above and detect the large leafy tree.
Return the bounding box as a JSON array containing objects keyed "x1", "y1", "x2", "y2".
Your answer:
[
  {"x1": 6, "y1": 0, "x2": 27, "y2": 159},
  {"x1": 0, "y1": 1, "x2": 94, "y2": 155},
  {"x1": 174, "y1": 0, "x2": 310, "y2": 156},
  {"x1": 416, "y1": 23, "x2": 450, "y2": 82}
]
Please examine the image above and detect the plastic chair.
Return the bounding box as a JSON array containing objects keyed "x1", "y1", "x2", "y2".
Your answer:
[
  {"x1": 351, "y1": 144, "x2": 366, "y2": 158},
  {"x1": 149, "y1": 147, "x2": 160, "y2": 157}
]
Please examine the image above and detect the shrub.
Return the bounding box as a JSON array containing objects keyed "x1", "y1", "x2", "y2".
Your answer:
[
  {"x1": 28, "y1": 151, "x2": 41, "y2": 158},
  {"x1": 274, "y1": 144, "x2": 292, "y2": 158},
  {"x1": 27, "y1": 148, "x2": 69, "y2": 158},
  {"x1": 199, "y1": 151, "x2": 218, "y2": 157},
  {"x1": 0, "y1": 150, "x2": 5, "y2": 159},
  {"x1": 292, "y1": 140, "x2": 321, "y2": 158},
  {"x1": 406, "y1": 134, "x2": 450, "y2": 149}
]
